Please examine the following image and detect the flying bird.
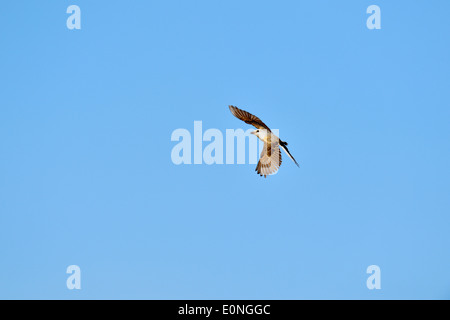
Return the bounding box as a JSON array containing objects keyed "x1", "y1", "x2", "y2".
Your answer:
[{"x1": 228, "y1": 105, "x2": 299, "y2": 178}]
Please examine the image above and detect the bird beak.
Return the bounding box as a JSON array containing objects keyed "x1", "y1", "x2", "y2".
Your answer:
[{"x1": 250, "y1": 130, "x2": 256, "y2": 135}]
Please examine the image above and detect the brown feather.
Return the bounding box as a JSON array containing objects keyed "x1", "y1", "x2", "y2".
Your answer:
[{"x1": 228, "y1": 105, "x2": 271, "y2": 131}]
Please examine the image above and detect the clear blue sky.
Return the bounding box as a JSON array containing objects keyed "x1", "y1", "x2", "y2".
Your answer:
[{"x1": 1, "y1": 0, "x2": 449, "y2": 299}]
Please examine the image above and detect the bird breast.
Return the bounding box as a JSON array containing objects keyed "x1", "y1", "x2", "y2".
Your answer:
[{"x1": 258, "y1": 131, "x2": 279, "y2": 144}]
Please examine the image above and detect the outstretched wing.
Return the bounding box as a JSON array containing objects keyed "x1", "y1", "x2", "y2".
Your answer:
[
  {"x1": 256, "y1": 142, "x2": 282, "y2": 178},
  {"x1": 229, "y1": 105, "x2": 271, "y2": 131}
]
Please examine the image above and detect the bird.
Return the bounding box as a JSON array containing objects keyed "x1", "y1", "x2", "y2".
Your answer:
[{"x1": 228, "y1": 105, "x2": 299, "y2": 178}]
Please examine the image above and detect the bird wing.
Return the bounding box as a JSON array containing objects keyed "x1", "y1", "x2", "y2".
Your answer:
[
  {"x1": 229, "y1": 105, "x2": 271, "y2": 131},
  {"x1": 256, "y1": 142, "x2": 282, "y2": 178}
]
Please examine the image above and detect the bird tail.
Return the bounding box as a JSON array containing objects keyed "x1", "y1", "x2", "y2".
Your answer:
[{"x1": 280, "y1": 141, "x2": 299, "y2": 167}]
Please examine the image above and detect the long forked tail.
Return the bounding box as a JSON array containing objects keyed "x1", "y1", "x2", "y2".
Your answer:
[{"x1": 280, "y1": 141, "x2": 299, "y2": 167}]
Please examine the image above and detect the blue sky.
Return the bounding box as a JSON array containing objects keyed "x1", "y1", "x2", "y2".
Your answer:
[{"x1": 1, "y1": 0, "x2": 449, "y2": 299}]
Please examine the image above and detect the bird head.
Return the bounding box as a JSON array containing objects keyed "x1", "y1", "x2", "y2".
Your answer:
[{"x1": 251, "y1": 129, "x2": 267, "y2": 139}]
